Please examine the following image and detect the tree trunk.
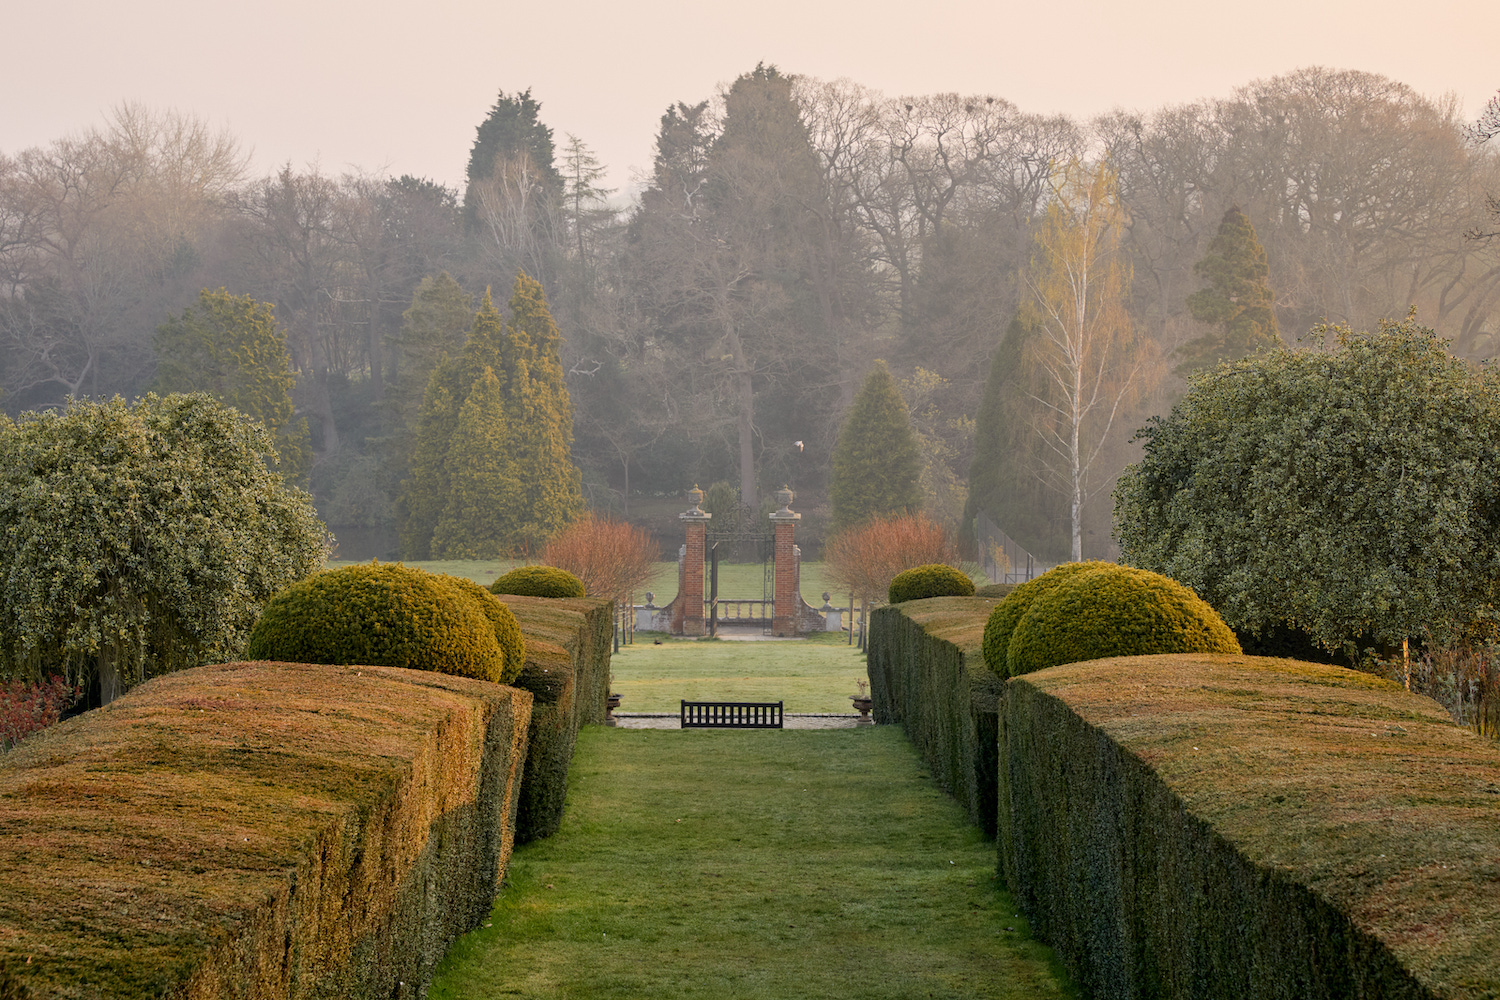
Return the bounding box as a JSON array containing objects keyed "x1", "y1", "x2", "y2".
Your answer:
[{"x1": 96, "y1": 645, "x2": 123, "y2": 706}]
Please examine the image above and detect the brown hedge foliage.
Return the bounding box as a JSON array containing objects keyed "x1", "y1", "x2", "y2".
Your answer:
[
  {"x1": 0, "y1": 661, "x2": 532, "y2": 999},
  {"x1": 1001, "y1": 653, "x2": 1500, "y2": 999},
  {"x1": 493, "y1": 595, "x2": 613, "y2": 843}
]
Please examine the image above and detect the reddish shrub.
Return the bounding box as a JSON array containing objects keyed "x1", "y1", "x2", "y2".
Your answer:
[
  {"x1": 542, "y1": 514, "x2": 660, "y2": 605},
  {"x1": 824, "y1": 514, "x2": 961, "y2": 605},
  {"x1": 1, "y1": 676, "x2": 82, "y2": 749}
]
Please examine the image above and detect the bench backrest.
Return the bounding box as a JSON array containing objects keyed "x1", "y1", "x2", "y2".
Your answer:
[{"x1": 680, "y1": 701, "x2": 783, "y2": 729}]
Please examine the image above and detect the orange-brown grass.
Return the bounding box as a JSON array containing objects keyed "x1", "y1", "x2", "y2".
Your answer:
[
  {"x1": 1004, "y1": 653, "x2": 1500, "y2": 998},
  {"x1": 867, "y1": 597, "x2": 1006, "y2": 836},
  {"x1": 0, "y1": 661, "x2": 532, "y2": 999}
]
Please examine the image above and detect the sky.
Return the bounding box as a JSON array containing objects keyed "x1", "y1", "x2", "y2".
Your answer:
[{"x1": 2, "y1": 0, "x2": 1494, "y2": 197}]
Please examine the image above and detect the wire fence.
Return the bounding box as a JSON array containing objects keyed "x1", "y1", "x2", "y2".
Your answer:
[{"x1": 973, "y1": 511, "x2": 1044, "y2": 584}]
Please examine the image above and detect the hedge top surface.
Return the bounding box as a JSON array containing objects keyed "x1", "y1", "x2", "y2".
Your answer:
[
  {"x1": 245, "y1": 561, "x2": 508, "y2": 683},
  {"x1": 1011, "y1": 653, "x2": 1500, "y2": 993},
  {"x1": 888, "y1": 563, "x2": 977, "y2": 604},
  {"x1": 982, "y1": 561, "x2": 1115, "y2": 677},
  {"x1": 490, "y1": 565, "x2": 586, "y2": 599},
  {"x1": 876, "y1": 596, "x2": 1007, "y2": 659},
  {"x1": 1006, "y1": 563, "x2": 1241, "y2": 676},
  {"x1": 0, "y1": 661, "x2": 531, "y2": 998}
]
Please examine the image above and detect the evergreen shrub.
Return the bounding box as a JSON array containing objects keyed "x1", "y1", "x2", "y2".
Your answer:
[
  {"x1": 888, "y1": 564, "x2": 976, "y2": 603},
  {"x1": 974, "y1": 582, "x2": 1016, "y2": 599},
  {"x1": 444, "y1": 576, "x2": 527, "y2": 685},
  {"x1": 1007, "y1": 564, "x2": 1241, "y2": 676},
  {"x1": 981, "y1": 562, "x2": 1113, "y2": 677},
  {"x1": 246, "y1": 563, "x2": 511, "y2": 683},
  {"x1": 490, "y1": 566, "x2": 586, "y2": 599}
]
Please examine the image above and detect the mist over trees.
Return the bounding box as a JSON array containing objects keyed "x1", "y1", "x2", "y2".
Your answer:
[{"x1": 2, "y1": 71, "x2": 1497, "y2": 561}]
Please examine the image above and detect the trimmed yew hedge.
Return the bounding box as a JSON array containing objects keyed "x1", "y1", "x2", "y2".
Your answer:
[
  {"x1": 494, "y1": 594, "x2": 613, "y2": 843},
  {"x1": 1001, "y1": 653, "x2": 1500, "y2": 999},
  {"x1": 866, "y1": 597, "x2": 1006, "y2": 836},
  {"x1": 0, "y1": 660, "x2": 532, "y2": 999}
]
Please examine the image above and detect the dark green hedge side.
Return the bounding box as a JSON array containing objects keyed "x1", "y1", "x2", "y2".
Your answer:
[
  {"x1": 1001, "y1": 653, "x2": 1500, "y2": 999},
  {"x1": 0, "y1": 661, "x2": 532, "y2": 1000},
  {"x1": 867, "y1": 597, "x2": 1005, "y2": 836},
  {"x1": 494, "y1": 596, "x2": 614, "y2": 843}
]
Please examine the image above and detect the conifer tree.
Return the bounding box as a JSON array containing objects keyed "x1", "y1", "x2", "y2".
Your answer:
[
  {"x1": 830, "y1": 360, "x2": 922, "y2": 533},
  {"x1": 397, "y1": 273, "x2": 582, "y2": 557},
  {"x1": 1179, "y1": 206, "x2": 1279, "y2": 373},
  {"x1": 963, "y1": 315, "x2": 1070, "y2": 561},
  {"x1": 154, "y1": 288, "x2": 310, "y2": 482},
  {"x1": 397, "y1": 289, "x2": 508, "y2": 558},
  {"x1": 500, "y1": 273, "x2": 583, "y2": 549},
  {"x1": 431, "y1": 368, "x2": 518, "y2": 558}
]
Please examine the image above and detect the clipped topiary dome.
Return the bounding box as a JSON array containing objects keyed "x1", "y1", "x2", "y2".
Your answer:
[
  {"x1": 442, "y1": 575, "x2": 527, "y2": 684},
  {"x1": 1006, "y1": 564, "x2": 1241, "y2": 677},
  {"x1": 888, "y1": 564, "x2": 976, "y2": 603},
  {"x1": 982, "y1": 562, "x2": 1115, "y2": 677},
  {"x1": 489, "y1": 565, "x2": 586, "y2": 599},
  {"x1": 246, "y1": 562, "x2": 510, "y2": 683}
]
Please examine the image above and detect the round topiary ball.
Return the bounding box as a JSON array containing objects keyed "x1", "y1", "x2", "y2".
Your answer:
[
  {"x1": 442, "y1": 575, "x2": 527, "y2": 685},
  {"x1": 1006, "y1": 564, "x2": 1241, "y2": 677},
  {"x1": 888, "y1": 564, "x2": 976, "y2": 603},
  {"x1": 981, "y1": 562, "x2": 1115, "y2": 677},
  {"x1": 246, "y1": 562, "x2": 507, "y2": 682},
  {"x1": 489, "y1": 565, "x2": 586, "y2": 599}
]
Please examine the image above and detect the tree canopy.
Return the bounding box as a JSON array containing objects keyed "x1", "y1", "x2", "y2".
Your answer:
[
  {"x1": 1114, "y1": 315, "x2": 1500, "y2": 651},
  {"x1": 830, "y1": 360, "x2": 922, "y2": 533},
  {"x1": 399, "y1": 272, "x2": 582, "y2": 558},
  {"x1": 0, "y1": 393, "x2": 327, "y2": 702},
  {"x1": 154, "y1": 287, "x2": 311, "y2": 481},
  {"x1": 1178, "y1": 206, "x2": 1279, "y2": 373}
]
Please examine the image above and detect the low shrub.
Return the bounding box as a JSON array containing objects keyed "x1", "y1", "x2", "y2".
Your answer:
[
  {"x1": 246, "y1": 562, "x2": 509, "y2": 682},
  {"x1": 824, "y1": 514, "x2": 960, "y2": 606},
  {"x1": 445, "y1": 576, "x2": 527, "y2": 685},
  {"x1": 542, "y1": 514, "x2": 658, "y2": 604},
  {"x1": 490, "y1": 565, "x2": 586, "y2": 599},
  {"x1": 0, "y1": 677, "x2": 80, "y2": 750},
  {"x1": 974, "y1": 582, "x2": 1016, "y2": 599},
  {"x1": 1007, "y1": 564, "x2": 1241, "y2": 676},
  {"x1": 981, "y1": 562, "x2": 1113, "y2": 677},
  {"x1": 888, "y1": 563, "x2": 976, "y2": 603}
]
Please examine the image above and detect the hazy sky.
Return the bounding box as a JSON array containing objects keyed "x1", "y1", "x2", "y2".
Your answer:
[{"x1": 3, "y1": 0, "x2": 1494, "y2": 196}]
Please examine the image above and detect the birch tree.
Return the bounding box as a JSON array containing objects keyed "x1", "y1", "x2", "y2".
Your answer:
[{"x1": 1024, "y1": 160, "x2": 1151, "y2": 560}]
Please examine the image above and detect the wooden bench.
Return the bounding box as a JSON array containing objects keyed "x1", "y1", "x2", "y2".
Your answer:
[{"x1": 680, "y1": 700, "x2": 783, "y2": 729}]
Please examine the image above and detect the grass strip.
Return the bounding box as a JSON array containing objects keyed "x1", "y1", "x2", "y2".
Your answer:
[
  {"x1": 429, "y1": 726, "x2": 1077, "y2": 1000},
  {"x1": 609, "y1": 631, "x2": 867, "y2": 713}
]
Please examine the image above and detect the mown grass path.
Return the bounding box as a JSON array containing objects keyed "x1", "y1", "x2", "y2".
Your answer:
[{"x1": 430, "y1": 727, "x2": 1077, "y2": 999}]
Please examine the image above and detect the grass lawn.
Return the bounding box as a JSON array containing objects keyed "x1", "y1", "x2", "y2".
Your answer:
[
  {"x1": 610, "y1": 631, "x2": 866, "y2": 714},
  {"x1": 429, "y1": 727, "x2": 1077, "y2": 1000}
]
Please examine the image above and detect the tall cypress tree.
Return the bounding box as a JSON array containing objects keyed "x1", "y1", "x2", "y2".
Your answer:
[
  {"x1": 830, "y1": 360, "x2": 922, "y2": 533},
  {"x1": 963, "y1": 315, "x2": 1070, "y2": 562},
  {"x1": 397, "y1": 273, "x2": 582, "y2": 557},
  {"x1": 1178, "y1": 206, "x2": 1279, "y2": 373},
  {"x1": 431, "y1": 367, "x2": 519, "y2": 558},
  {"x1": 463, "y1": 88, "x2": 562, "y2": 228},
  {"x1": 397, "y1": 289, "x2": 508, "y2": 558},
  {"x1": 501, "y1": 273, "x2": 583, "y2": 549}
]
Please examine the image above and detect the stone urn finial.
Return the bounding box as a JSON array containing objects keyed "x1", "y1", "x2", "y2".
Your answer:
[
  {"x1": 681, "y1": 484, "x2": 709, "y2": 520},
  {"x1": 775, "y1": 485, "x2": 794, "y2": 516}
]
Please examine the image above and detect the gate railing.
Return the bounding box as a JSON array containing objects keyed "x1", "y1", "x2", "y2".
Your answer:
[
  {"x1": 973, "y1": 511, "x2": 1044, "y2": 584},
  {"x1": 704, "y1": 598, "x2": 773, "y2": 623}
]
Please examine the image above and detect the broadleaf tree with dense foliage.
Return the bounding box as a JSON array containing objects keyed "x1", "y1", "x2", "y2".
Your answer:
[
  {"x1": 0, "y1": 393, "x2": 328, "y2": 703},
  {"x1": 1114, "y1": 314, "x2": 1500, "y2": 654},
  {"x1": 830, "y1": 360, "x2": 922, "y2": 533}
]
